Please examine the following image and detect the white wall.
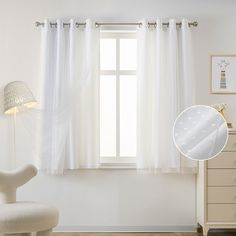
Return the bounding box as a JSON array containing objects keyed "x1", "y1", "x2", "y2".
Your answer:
[
  {"x1": 195, "y1": 15, "x2": 236, "y2": 124},
  {"x1": 0, "y1": 0, "x2": 235, "y2": 231}
]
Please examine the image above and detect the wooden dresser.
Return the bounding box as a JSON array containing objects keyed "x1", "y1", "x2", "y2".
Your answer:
[{"x1": 197, "y1": 130, "x2": 236, "y2": 235}]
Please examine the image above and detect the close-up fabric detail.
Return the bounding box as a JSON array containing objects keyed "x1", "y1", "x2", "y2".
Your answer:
[{"x1": 173, "y1": 105, "x2": 228, "y2": 160}]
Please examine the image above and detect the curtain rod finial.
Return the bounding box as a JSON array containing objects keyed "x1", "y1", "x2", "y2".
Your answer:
[
  {"x1": 35, "y1": 21, "x2": 40, "y2": 27},
  {"x1": 193, "y1": 21, "x2": 198, "y2": 27},
  {"x1": 35, "y1": 21, "x2": 43, "y2": 27}
]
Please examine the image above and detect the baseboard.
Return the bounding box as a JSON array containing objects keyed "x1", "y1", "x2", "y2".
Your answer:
[{"x1": 55, "y1": 225, "x2": 196, "y2": 232}]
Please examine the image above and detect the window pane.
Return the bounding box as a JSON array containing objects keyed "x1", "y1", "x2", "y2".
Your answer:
[
  {"x1": 120, "y1": 39, "x2": 137, "y2": 70},
  {"x1": 120, "y1": 75, "x2": 137, "y2": 157},
  {"x1": 100, "y1": 39, "x2": 116, "y2": 70},
  {"x1": 100, "y1": 76, "x2": 116, "y2": 156}
]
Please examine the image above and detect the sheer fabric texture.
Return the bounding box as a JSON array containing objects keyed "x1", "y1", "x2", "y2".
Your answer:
[
  {"x1": 174, "y1": 106, "x2": 228, "y2": 160},
  {"x1": 137, "y1": 19, "x2": 197, "y2": 172},
  {"x1": 40, "y1": 19, "x2": 100, "y2": 174}
]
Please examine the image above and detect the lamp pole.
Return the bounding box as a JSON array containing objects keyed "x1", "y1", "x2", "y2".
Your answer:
[{"x1": 12, "y1": 112, "x2": 16, "y2": 168}]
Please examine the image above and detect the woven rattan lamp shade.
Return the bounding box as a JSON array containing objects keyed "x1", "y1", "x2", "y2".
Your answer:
[{"x1": 4, "y1": 81, "x2": 37, "y2": 114}]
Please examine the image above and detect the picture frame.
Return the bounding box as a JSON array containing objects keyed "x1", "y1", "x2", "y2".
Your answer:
[{"x1": 211, "y1": 55, "x2": 236, "y2": 94}]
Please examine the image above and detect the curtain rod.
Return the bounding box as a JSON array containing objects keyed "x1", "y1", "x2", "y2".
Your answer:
[{"x1": 35, "y1": 21, "x2": 198, "y2": 28}]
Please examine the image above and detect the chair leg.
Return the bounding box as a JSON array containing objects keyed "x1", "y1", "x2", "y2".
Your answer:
[{"x1": 37, "y1": 229, "x2": 52, "y2": 236}]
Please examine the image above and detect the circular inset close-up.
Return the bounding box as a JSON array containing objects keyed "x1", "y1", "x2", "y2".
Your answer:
[{"x1": 173, "y1": 105, "x2": 228, "y2": 161}]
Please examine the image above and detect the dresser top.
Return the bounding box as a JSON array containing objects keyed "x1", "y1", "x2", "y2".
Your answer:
[{"x1": 229, "y1": 128, "x2": 236, "y2": 134}]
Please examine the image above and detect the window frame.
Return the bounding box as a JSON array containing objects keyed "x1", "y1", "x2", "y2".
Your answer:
[{"x1": 99, "y1": 30, "x2": 137, "y2": 167}]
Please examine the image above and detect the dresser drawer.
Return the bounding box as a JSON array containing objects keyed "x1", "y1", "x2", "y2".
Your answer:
[
  {"x1": 224, "y1": 135, "x2": 236, "y2": 151},
  {"x1": 208, "y1": 204, "x2": 236, "y2": 222},
  {"x1": 208, "y1": 187, "x2": 236, "y2": 203},
  {"x1": 208, "y1": 152, "x2": 236, "y2": 168},
  {"x1": 208, "y1": 169, "x2": 236, "y2": 186}
]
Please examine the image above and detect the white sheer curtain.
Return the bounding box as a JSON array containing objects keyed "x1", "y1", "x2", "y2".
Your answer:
[
  {"x1": 40, "y1": 19, "x2": 100, "y2": 174},
  {"x1": 137, "y1": 19, "x2": 197, "y2": 172}
]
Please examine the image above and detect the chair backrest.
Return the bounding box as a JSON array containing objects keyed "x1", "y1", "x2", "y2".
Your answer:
[{"x1": 0, "y1": 164, "x2": 37, "y2": 203}]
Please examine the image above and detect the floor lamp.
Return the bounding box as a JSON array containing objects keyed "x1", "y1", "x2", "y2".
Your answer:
[{"x1": 4, "y1": 81, "x2": 37, "y2": 167}]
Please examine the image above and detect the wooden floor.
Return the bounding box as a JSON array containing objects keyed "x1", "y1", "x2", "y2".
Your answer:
[{"x1": 55, "y1": 233, "x2": 202, "y2": 236}]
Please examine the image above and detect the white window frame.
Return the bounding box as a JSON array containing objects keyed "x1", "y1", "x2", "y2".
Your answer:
[{"x1": 100, "y1": 30, "x2": 137, "y2": 167}]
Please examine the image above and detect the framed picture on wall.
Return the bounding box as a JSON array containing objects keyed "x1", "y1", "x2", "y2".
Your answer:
[{"x1": 211, "y1": 55, "x2": 236, "y2": 94}]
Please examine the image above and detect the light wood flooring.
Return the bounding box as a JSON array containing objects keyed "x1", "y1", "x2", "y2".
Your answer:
[{"x1": 55, "y1": 233, "x2": 202, "y2": 236}]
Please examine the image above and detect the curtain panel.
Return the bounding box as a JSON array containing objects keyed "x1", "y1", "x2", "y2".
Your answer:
[
  {"x1": 40, "y1": 19, "x2": 100, "y2": 174},
  {"x1": 136, "y1": 19, "x2": 197, "y2": 172},
  {"x1": 39, "y1": 18, "x2": 197, "y2": 174}
]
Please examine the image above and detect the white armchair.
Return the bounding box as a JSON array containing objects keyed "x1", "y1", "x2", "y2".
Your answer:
[{"x1": 0, "y1": 164, "x2": 59, "y2": 236}]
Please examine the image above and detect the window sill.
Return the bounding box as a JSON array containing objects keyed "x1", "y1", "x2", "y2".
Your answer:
[
  {"x1": 99, "y1": 163, "x2": 136, "y2": 169},
  {"x1": 100, "y1": 156, "x2": 136, "y2": 169}
]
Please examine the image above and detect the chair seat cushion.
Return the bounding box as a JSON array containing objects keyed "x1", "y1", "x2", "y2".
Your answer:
[{"x1": 0, "y1": 202, "x2": 59, "y2": 233}]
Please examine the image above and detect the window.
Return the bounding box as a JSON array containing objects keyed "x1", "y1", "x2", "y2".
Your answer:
[{"x1": 100, "y1": 31, "x2": 137, "y2": 165}]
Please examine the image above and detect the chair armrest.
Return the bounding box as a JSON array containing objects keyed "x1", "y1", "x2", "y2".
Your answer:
[{"x1": 0, "y1": 164, "x2": 38, "y2": 203}]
